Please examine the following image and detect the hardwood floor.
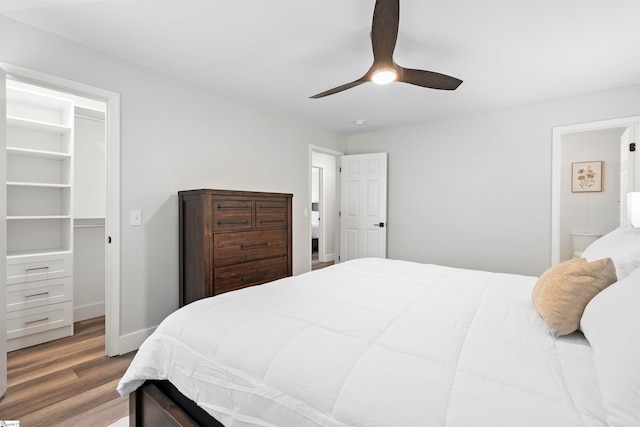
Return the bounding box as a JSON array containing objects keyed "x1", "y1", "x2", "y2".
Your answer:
[
  {"x1": 312, "y1": 260, "x2": 334, "y2": 270},
  {"x1": 0, "y1": 316, "x2": 135, "y2": 427}
]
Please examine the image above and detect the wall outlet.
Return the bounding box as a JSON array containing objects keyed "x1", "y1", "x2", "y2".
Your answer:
[{"x1": 130, "y1": 210, "x2": 142, "y2": 226}]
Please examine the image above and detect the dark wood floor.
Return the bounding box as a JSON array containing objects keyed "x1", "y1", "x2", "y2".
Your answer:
[{"x1": 0, "y1": 316, "x2": 135, "y2": 427}]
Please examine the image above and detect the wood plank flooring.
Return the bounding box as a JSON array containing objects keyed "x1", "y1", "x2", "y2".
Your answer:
[
  {"x1": 312, "y1": 260, "x2": 334, "y2": 270},
  {"x1": 0, "y1": 316, "x2": 136, "y2": 427}
]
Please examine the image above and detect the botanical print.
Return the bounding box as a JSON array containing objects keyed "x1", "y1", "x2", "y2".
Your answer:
[
  {"x1": 577, "y1": 165, "x2": 597, "y2": 189},
  {"x1": 572, "y1": 161, "x2": 602, "y2": 192}
]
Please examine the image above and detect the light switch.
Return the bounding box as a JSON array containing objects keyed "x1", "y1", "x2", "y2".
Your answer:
[
  {"x1": 303, "y1": 208, "x2": 309, "y2": 218},
  {"x1": 130, "y1": 209, "x2": 142, "y2": 226}
]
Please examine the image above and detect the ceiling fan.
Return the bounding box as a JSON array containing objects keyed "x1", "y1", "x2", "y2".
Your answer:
[{"x1": 310, "y1": 0, "x2": 462, "y2": 99}]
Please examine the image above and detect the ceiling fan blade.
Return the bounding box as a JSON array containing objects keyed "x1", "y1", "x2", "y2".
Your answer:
[
  {"x1": 310, "y1": 78, "x2": 366, "y2": 99},
  {"x1": 399, "y1": 67, "x2": 463, "y2": 90},
  {"x1": 370, "y1": 0, "x2": 399, "y2": 64}
]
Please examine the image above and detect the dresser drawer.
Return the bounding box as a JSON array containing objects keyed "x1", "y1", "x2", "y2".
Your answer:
[
  {"x1": 7, "y1": 301, "x2": 73, "y2": 340},
  {"x1": 212, "y1": 197, "x2": 253, "y2": 231},
  {"x1": 7, "y1": 252, "x2": 72, "y2": 285},
  {"x1": 213, "y1": 229, "x2": 287, "y2": 266},
  {"x1": 213, "y1": 256, "x2": 288, "y2": 295},
  {"x1": 7, "y1": 277, "x2": 73, "y2": 313},
  {"x1": 255, "y1": 199, "x2": 288, "y2": 229}
]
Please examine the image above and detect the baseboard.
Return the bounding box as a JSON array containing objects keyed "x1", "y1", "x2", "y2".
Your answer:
[
  {"x1": 321, "y1": 253, "x2": 335, "y2": 262},
  {"x1": 118, "y1": 326, "x2": 157, "y2": 354},
  {"x1": 8, "y1": 326, "x2": 73, "y2": 352},
  {"x1": 74, "y1": 302, "x2": 105, "y2": 321}
]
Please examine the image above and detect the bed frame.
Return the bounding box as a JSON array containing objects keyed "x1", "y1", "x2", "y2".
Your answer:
[{"x1": 130, "y1": 381, "x2": 224, "y2": 427}]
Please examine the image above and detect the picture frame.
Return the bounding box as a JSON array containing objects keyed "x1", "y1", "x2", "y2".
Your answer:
[{"x1": 572, "y1": 161, "x2": 603, "y2": 192}]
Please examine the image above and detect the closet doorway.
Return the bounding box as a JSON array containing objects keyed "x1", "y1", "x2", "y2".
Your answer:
[{"x1": 4, "y1": 64, "x2": 121, "y2": 356}]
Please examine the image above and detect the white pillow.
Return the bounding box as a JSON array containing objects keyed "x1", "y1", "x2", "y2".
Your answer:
[
  {"x1": 580, "y1": 266, "x2": 640, "y2": 427},
  {"x1": 581, "y1": 224, "x2": 640, "y2": 280}
]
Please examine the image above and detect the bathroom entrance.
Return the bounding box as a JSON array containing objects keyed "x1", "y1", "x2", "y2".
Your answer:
[{"x1": 552, "y1": 116, "x2": 640, "y2": 264}]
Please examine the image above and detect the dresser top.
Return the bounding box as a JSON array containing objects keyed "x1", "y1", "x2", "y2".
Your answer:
[{"x1": 178, "y1": 189, "x2": 293, "y2": 198}]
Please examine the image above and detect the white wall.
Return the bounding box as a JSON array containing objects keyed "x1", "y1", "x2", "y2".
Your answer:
[
  {"x1": 347, "y1": 85, "x2": 640, "y2": 276},
  {"x1": 1, "y1": 16, "x2": 346, "y2": 351},
  {"x1": 559, "y1": 128, "x2": 623, "y2": 260},
  {"x1": 73, "y1": 114, "x2": 107, "y2": 320},
  {"x1": 74, "y1": 115, "x2": 106, "y2": 218},
  {"x1": 74, "y1": 223, "x2": 106, "y2": 320},
  {"x1": 311, "y1": 167, "x2": 320, "y2": 203}
]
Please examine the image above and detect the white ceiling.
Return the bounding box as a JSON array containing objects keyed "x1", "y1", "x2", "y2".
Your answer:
[{"x1": 2, "y1": 0, "x2": 640, "y2": 134}]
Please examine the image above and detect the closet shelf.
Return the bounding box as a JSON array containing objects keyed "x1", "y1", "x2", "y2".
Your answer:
[
  {"x1": 7, "y1": 116, "x2": 72, "y2": 134},
  {"x1": 7, "y1": 181, "x2": 71, "y2": 188},
  {"x1": 7, "y1": 215, "x2": 72, "y2": 220},
  {"x1": 7, "y1": 146, "x2": 71, "y2": 160},
  {"x1": 7, "y1": 249, "x2": 72, "y2": 259}
]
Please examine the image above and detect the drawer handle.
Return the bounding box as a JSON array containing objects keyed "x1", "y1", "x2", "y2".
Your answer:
[
  {"x1": 26, "y1": 291, "x2": 50, "y2": 298},
  {"x1": 241, "y1": 272, "x2": 268, "y2": 283},
  {"x1": 218, "y1": 220, "x2": 250, "y2": 226},
  {"x1": 217, "y1": 204, "x2": 250, "y2": 210},
  {"x1": 260, "y1": 219, "x2": 284, "y2": 224},
  {"x1": 259, "y1": 205, "x2": 284, "y2": 210},
  {"x1": 25, "y1": 317, "x2": 49, "y2": 325},
  {"x1": 25, "y1": 266, "x2": 49, "y2": 272},
  {"x1": 240, "y1": 241, "x2": 268, "y2": 250}
]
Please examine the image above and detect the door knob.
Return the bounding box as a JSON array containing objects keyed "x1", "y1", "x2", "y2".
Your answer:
[{"x1": 373, "y1": 222, "x2": 385, "y2": 228}]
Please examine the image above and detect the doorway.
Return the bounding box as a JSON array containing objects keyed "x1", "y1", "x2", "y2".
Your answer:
[
  {"x1": 3, "y1": 63, "x2": 121, "y2": 356},
  {"x1": 551, "y1": 116, "x2": 640, "y2": 265},
  {"x1": 309, "y1": 145, "x2": 342, "y2": 270},
  {"x1": 311, "y1": 166, "x2": 322, "y2": 264}
]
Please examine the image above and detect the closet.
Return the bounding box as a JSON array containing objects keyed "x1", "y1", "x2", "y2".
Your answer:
[{"x1": 4, "y1": 80, "x2": 106, "y2": 351}]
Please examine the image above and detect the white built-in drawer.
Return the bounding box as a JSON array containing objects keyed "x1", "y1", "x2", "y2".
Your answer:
[
  {"x1": 6, "y1": 277, "x2": 72, "y2": 313},
  {"x1": 6, "y1": 252, "x2": 72, "y2": 285},
  {"x1": 6, "y1": 301, "x2": 73, "y2": 340}
]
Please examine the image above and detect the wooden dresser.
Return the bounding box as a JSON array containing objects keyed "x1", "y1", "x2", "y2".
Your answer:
[{"x1": 178, "y1": 189, "x2": 293, "y2": 306}]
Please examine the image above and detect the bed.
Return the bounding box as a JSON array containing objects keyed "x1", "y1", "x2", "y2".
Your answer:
[
  {"x1": 311, "y1": 209, "x2": 320, "y2": 240},
  {"x1": 117, "y1": 225, "x2": 640, "y2": 427}
]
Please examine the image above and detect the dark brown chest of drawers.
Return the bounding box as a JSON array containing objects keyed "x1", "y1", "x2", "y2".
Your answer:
[{"x1": 178, "y1": 189, "x2": 293, "y2": 306}]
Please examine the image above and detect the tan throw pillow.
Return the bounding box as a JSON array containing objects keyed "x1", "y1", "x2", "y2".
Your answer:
[{"x1": 532, "y1": 257, "x2": 616, "y2": 336}]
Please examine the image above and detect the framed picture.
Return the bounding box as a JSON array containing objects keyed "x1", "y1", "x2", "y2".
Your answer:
[{"x1": 572, "y1": 161, "x2": 603, "y2": 192}]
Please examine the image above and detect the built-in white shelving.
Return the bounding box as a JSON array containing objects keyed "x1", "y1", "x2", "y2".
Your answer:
[{"x1": 5, "y1": 82, "x2": 75, "y2": 351}]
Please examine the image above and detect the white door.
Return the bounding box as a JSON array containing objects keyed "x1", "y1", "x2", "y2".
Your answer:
[
  {"x1": 620, "y1": 126, "x2": 637, "y2": 223},
  {"x1": 1, "y1": 66, "x2": 8, "y2": 397},
  {"x1": 340, "y1": 153, "x2": 388, "y2": 261}
]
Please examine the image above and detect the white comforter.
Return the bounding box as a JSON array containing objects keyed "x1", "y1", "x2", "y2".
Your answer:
[{"x1": 117, "y1": 258, "x2": 607, "y2": 427}]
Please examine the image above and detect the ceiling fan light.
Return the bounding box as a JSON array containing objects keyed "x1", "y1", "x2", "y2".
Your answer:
[{"x1": 371, "y1": 69, "x2": 397, "y2": 85}]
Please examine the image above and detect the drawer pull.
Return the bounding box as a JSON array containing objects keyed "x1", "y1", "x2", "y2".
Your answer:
[
  {"x1": 218, "y1": 220, "x2": 250, "y2": 226},
  {"x1": 260, "y1": 219, "x2": 284, "y2": 225},
  {"x1": 25, "y1": 266, "x2": 49, "y2": 272},
  {"x1": 240, "y1": 241, "x2": 268, "y2": 250},
  {"x1": 241, "y1": 272, "x2": 268, "y2": 283},
  {"x1": 217, "y1": 204, "x2": 250, "y2": 210},
  {"x1": 259, "y1": 205, "x2": 284, "y2": 210},
  {"x1": 26, "y1": 291, "x2": 50, "y2": 298},
  {"x1": 25, "y1": 317, "x2": 49, "y2": 325}
]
